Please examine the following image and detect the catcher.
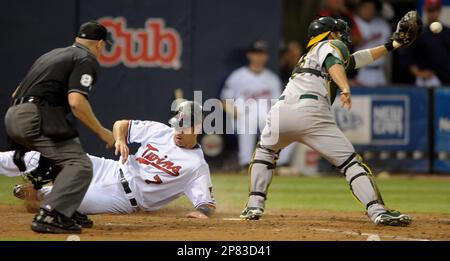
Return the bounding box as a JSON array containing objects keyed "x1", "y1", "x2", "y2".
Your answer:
[
  {"x1": 240, "y1": 12, "x2": 422, "y2": 226},
  {"x1": 1, "y1": 101, "x2": 215, "y2": 224}
]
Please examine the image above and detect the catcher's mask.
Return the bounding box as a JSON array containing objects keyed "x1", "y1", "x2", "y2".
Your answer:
[
  {"x1": 307, "y1": 16, "x2": 352, "y2": 48},
  {"x1": 335, "y1": 18, "x2": 352, "y2": 47},
  {"x1": 169, "y1": 100, "x2": 203, "y2": 132}
]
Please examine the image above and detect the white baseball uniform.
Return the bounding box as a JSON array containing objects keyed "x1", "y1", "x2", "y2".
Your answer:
[
  {"x1": 220, "y1": 66, "x2": 294, "y2": 166},
  {"x1": 354, "y1": 16, "x2": 391, "y2": 87},
  {"x1": 0, "y1": 120, "x2": 215, "y2": 214}
]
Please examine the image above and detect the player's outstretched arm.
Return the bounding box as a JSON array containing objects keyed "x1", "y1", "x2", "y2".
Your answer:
[
  {"x1": 351, "y1": 42, "x2": 401, "y2": 70},
  {"x1": 351, "y1": 10, "x2": 422, "y2": 70},
  {"x1": 186, "y1": 204, "x2": 215, "y2": 219},
  {"x1": 112, "y1": 120, "x2": 130, "y2": 163}
]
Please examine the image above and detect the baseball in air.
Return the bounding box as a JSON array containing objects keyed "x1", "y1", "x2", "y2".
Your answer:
[{"x1": 430, "y1": 22, "x2": 443, "y2": 34}]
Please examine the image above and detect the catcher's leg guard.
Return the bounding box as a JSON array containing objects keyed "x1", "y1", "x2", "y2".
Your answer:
[
  {"x1": 337, "y1": 153, "x2": 386, "y2": 222},
  {"x1": 246, "y1": 143, "x2": 279, "y2": 210}
]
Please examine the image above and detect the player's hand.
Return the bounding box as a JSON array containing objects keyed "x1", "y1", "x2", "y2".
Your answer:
[
  {"x1": 186, "y1": 210, "x2": 209, "y2": 219},
  {"x1": 99, "y1": 128, "x2": 114, "y2": 149},
  {"x1": 340, "y1": 92, "x2": 352, "y2": 110},
  {"x1": 115, "y1": 140, "x2": 129, "y2": 164}
]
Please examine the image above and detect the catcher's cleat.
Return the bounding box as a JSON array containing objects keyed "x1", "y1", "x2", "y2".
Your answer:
[
  {"x1": 374, "y1": 210, "x2": 412, "y2": 226},
  {"x1": 31, "y1": 208, "x2": 82, "y2": 234},
  {"x1": 72, "y1": 211, "x2": 94, "y2": 228},
  {"x1": 240, "y1": 207, "x2": 264, "y2": 220}
]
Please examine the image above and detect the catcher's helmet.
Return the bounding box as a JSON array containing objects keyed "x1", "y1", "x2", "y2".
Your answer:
[
  {"x1": 307, "y1": 17, "x2": 339, "y2": 39},
  {"x1": 169, "y1": 100, "x2": 203, "y2": 130},
  {"x1": 307, "y1": 17, "x2": 352, "y2": 48}
]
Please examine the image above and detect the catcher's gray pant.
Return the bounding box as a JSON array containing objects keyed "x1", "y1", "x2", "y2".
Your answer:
[
  {"x1": 5, "y1": 103, "x2": 92, "y2": 217},
  {"x1": 247, "y1": 94, "x2": 386, "y2": 221}
]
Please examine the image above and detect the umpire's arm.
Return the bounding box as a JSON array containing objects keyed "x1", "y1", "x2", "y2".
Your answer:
[{"x1": 69, "y1": 93, "x2": 114, "y2": 148}]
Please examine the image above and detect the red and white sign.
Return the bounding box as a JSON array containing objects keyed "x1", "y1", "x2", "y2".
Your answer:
[{"x1": 98, "y1": 17, "x2": 182, "y2": 69}]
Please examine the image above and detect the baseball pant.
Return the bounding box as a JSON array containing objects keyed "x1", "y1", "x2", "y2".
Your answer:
[
  {"x1": 236, "y1": 112, "x2": 295, "y2": 167},
  {"x1": 5, "y1": 102, "x2": 92, "y2": 217},
  {"x1": 247, "y1": 94, "x2": 386, "y2": 221}
]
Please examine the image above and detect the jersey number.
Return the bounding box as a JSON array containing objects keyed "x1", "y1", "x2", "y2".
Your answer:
[{"x1": 145, "y1": 175, "x2": 162, "y2": 184}]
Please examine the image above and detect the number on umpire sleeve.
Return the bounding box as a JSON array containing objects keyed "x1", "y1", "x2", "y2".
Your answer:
[{"x1": 80, "y1": 74, "x2": 93, "y2": 87}]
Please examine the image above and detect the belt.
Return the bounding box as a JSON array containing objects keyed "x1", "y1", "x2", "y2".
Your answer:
[
  {"x1": 11, "y1": 96, "x2": 51, "y2": 107},
  {"x1": 119, "y1": 169, "x2": 138, "y2": 208},
  {"x1": 12, "y1": 96, "x2": 38, "y2": 106},
  {"x1": 279, "y1": 94, "x2": 318, "y2": 101}
]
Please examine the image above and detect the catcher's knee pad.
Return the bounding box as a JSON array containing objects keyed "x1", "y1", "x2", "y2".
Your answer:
[
  {"x1": 337, "y1": 153, "x2": 384, "y2": 210},
  {"x1": 247, "y1": 143, "x2": 279, "y2": 208}
]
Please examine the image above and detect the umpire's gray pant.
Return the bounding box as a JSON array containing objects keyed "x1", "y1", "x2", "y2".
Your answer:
[{"x1": 4, "y1": 102, "x2": 92, "y2": 217}]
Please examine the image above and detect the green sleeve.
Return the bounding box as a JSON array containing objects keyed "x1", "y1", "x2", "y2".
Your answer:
[
  {"x1": 346, "y1": 55, "x2": 356, "y2": 71},
  {"x1": 323, "y1": 53, "x2": 343, "y2": 71}
]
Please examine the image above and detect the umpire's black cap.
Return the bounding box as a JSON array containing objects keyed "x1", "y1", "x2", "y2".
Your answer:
[{"x1": 77, "y1": 21, "x2": 112, "y2": 45}]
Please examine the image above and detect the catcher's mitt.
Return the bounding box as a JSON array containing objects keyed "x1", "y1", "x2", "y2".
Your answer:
[
  {"x1": 13, "y1": 184, "x2": 41, "y2": 213},
  {"x1": 392, "y1": 10, "x2": 423, "y2": 47}
]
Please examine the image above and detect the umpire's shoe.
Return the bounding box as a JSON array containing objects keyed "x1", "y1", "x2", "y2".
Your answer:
[
  {"x1": 374, "y1": 210, "x2": 412, "y2": 226},
  {"x1": 72, "y1": 211, "x2": 94, "y2": 228},
  {"x1": 240, "y1": 207, "x2": 264, "y2": 220},
  {"x1": 31, "y1": 208, "x2": 81, "y2": 234}
]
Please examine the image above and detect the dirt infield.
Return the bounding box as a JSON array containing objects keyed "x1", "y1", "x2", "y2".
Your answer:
[{"x1": 1, "y1": 205, "x2": 449, "y2": 241}]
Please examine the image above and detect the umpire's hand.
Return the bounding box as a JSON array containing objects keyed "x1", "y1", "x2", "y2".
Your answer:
[{"x1": 99, "y1": 127, "x2": 115, "y2": 149}]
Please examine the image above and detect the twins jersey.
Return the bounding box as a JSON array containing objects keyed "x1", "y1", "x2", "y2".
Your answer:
[
  {"x1": 354, "y1": 16, "x2": 390, "y2": 66},
  {"x1": 354, "y1": 16, "x2": 391, "y2": 86},
  {"x1": 283, "y1": 40, "x2": 346, "y2": 102},
  {"x1": 122, "y1": 120, "x2": 215, "y2": 211},
  {"x1": 221, "y1": 66, "x2": 281, "y2": 118}
]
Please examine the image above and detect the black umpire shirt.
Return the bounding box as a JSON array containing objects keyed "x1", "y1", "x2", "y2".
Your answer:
[{"x1": 14, "y1": 42, "x2": 100, "y2": 109}]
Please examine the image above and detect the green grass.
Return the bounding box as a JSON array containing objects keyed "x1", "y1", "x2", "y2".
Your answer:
[
  {"x1": 208, "y1": 174, "x2": 450, "y2": 214},
  {"x1": 1, "y1": 174, "x2": 450, "y2": 214},
  {"x1": 0, "y1": 176, "x2": 23, "y2": 206}
]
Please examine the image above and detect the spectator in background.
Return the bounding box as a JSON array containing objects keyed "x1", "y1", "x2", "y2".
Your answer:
[
  {"x1": 353, "y1": 0, "x2": 391, "y2": 87},
  {"x1": 221, "y1": 40, "x2": 293, "y2": 171},
  {"x1": 280, "y1": 40, "x2": 303, "y2": 85},
  {"x1": 318, "y1": 0, "x2": 363, "y2": 46},
  {"x1": 405, "y1": 0, "x2": 450, "y2": 87}
]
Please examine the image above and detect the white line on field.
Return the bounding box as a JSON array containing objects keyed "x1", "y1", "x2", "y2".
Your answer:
[
  {"x1": 104, "y1": 223, "x2": 150, "y2": 227},
  {"x1": 311, "y1": 228, "x2": 432, "y2": 241},
  {"x1": 222, "y1": 218, "x2": 241, "y2": 221}
]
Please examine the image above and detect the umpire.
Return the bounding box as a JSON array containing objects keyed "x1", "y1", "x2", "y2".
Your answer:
[{"x1": 4, "y1": 21, "x2": 114, "y2": 234}]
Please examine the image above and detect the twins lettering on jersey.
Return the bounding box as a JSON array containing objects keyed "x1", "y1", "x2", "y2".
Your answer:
[
  {"x1": 136, "y1": 144, "x2": 182, "y2": 177},
  {"x1": 243, "y1": 89, "x2": 273, "y2": 100},
  {"x1": 97, "y1": 17, "x2": 182, "y2": 69}
]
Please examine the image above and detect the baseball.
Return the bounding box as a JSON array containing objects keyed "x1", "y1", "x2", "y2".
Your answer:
[
  {"x1": 367, "y1": 234, "x2": 381, "y2": 241},
  {"x1": 66, "y1": 235, "x2": 81, "y2": 241},
  {"x1": 430, "y1": 22, "x2": 443, "y2": 34}
]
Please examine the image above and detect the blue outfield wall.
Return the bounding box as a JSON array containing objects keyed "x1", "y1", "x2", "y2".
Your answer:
[
  {"x1": 320, "y1": 87, "x2": 431, "y2": 173},
  {"x1": 434, "y1": 88, "x2": 450, "y2": 173}
]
